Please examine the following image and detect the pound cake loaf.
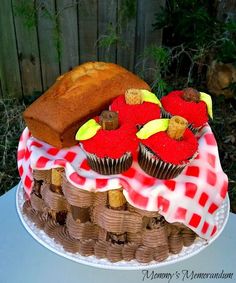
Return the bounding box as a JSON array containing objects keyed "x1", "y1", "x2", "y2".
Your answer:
[
  {"x1": 18, "y1": 62, "x2": 228, "y2": 264},
  {"x1": 23, "y1": 62, "x2": 150, "y2": 148}
]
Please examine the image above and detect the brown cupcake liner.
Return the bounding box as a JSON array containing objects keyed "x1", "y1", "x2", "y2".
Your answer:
[
  {"x1": 161, "y1": 108, "x2": 202, "y2": 134},
  {"x1": 85, "y1": 151, "x2": 133, "y2": 175},
  {"x1": 138, "y1": 143, "x2": 195, "y2": 179}
]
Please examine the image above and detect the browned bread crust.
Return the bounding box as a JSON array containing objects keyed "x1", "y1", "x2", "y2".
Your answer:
[{"x1": 23, "y1": 62, "x2": 150, "y2": 148}]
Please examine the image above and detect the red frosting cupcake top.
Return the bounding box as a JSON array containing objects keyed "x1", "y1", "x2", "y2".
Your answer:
[
  {"x1": 111, "y1": 95, "x2": 161, "y2": 126},
  {"x1": 161, "y1": 90, "x2": 208, "y2": 127},
  {"x1": 81, "y1": 122, "x2": 138, "y2": 159},
  {"x1": 140, "y1": 128, "x2": 198, "y2": 165}
]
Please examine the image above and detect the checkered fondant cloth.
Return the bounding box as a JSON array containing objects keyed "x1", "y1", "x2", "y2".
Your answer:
[{"x1": 17, "y1": 125, "x2": 228, "y2": 240}]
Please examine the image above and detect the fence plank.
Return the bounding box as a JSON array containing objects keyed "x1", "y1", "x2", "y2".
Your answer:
[
  {"x1": 116, "y1": 0, "x2": 136, "y2": 71},
  {"x1": 78, "y1": 0, "x2": 98, "y2": 63},
  {"x1": 57, "y1": 0, "x2": 79, "y2": 73},
  {"x1": 98, "y1": 0, "x2": 117, "y2": 63},
  {"x1": 0, "y1": 0, "x2": 22, "y2": 98},
  {"x1": 0, "y1": 0, "x2": 165, "y2": 98},
  {"x1": 12, "y1": 0, "x2": 43, "y2": 97},
  {"x1": 135, "y1": 0, "x2": 164, "y2": 81},
  {"x1": 36, "y1": 0, "x2": 60, "y2": 91}
]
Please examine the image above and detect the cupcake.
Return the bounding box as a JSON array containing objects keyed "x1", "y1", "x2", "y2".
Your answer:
[
  {"x1": 161, "y1": 88, "x2": 213, "y2": 132},
  {"x1": 75, "y1": 110, "x2": 138, "y2": 175},
  {"x1": 110, "y1": 89, "x2": 161, "y2": 127},
  {"x1": 137, "y1": 116, "x2": 198, "y2": 179}
]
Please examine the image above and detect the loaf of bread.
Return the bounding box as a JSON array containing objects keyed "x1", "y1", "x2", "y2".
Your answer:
[{"x1": 23, "y1": 62, "x2": 150, "y2": 148}]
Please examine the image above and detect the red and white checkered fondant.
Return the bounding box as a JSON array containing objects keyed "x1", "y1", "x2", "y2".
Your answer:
[{"x1": 17, "y1": 125, "x2": 228, "y2": 240}]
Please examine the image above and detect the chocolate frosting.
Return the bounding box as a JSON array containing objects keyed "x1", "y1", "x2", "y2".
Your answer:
[
  {"x1": 153, "y1": 245, "x2": 169, "y2": 262},
  {"x1": 94, "y1": 240, "x2": 108, "y2": 258},
  {"x1": 79, "y1": 239, "x2": 95, "y2": 256},
  {"x1": 33, "y1": 212, "x2": 48, "y2": 229},
  {"x1": 142, "y1": 226, "x2": 168, "y2": 247},
  {"x1": 44, "y1": 218, "x2": 60, "y2": 238},
  {"x1": 93, "y1": 205, "x2": 142, "y2": 234},
  {"x1": 127, "y1": 232, "x2": 142, "y2": 245},
  {"x1": 62, "y1": 176, "x2": 94, "y2": 207},
  {"x1": 182, "y1": 227, "x2": 196, "y2": 247},
  {"x1": 107, "y1": 244, "x2": 123, "y2": 262},
  {"x1": 41, "y1": 183, "x2": 68, "y2": 212},
  {"x1": 98, "y1": 228, "x2": 108, "y2": 241},
  {"x1": 127, "y1": 203, "x2": 160, "y2": 218},
  {"x1": 30, "y1": 193, "x2": 47, "y2": 212},
  {"x1": 23, "y1": 195, "x2": 197, "y2": 262},
  {"x1": 135, "y1": 246, "x2": 154, "y2": 263},
  {"x1": 23, "y1": 170, "x2": 198, "y2": 263},
  {"x1": 122, "y1": 243, "x2": 138, "y2": 261},
  {"x1": 93, "y1": 191, "x2": 108, "y2": 207},
  {"x1": 22, "y1": 200, "x2": 46, "y2": 229},
  {"x1": 168, "y1": 230, "x2": 183, "y2": 254},
  {"x1": 33, "y1": 169, "x2": 51, "y2": 183},
  {"x1": 54, "y1": 226, "x2": 80, "y2": 253},
  {"x1": 23, "y1": 200, "x2": 36, "y2": 220},
  {"x1": 66, "y1": 213, "x2": 99, "y2": 240},
  {"x1": 70, "y1": 205, "x2": 90, "y2": 222}
]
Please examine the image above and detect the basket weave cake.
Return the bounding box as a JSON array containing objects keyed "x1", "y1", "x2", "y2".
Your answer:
[
  {"x1": 23, "y1": 169, "x2": 196, "y2": 263},
  {"x1": 18, "y1": 62, "x2": 228, "y2": 265}
]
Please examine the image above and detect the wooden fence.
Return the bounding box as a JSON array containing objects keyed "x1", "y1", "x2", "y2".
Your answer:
[{"x1": 0, "y1": 0, "x2": 164, "y2": 99}]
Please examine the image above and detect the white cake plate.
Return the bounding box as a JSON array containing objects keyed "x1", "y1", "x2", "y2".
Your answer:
[{"x1": 16, "y1": 182, "x2": 230, "y2": 270}]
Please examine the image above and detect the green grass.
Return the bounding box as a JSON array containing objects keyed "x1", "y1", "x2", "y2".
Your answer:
[{"x1": 0, "y1": 97, "x2": 26, "y2": 196}]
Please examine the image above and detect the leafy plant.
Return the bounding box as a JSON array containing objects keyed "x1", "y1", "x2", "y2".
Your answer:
[
  {"x1": 13, "y1": 1, "x2": 82, "y2": 62},
  {"x1": 216, "y1": 20, "x2": 236, "y2": 63},
  {"x1": 97, "y1": 24, "x2": 121, "y2": 52},
  {"x1": 39, "y1": 3, "x2": 63, "y2": 62},
  {"x1": 154, "y1": 0, "x2": 218, "y2": 46},
  {"x1": 150, "y1": 0, "x2": 236, "y2": 92},
  {"x1": 119, "y1": 0, "x2": 137, "y2": 24},
  {"x1": 139, "y1": 45, "x2": 172, "y2": 97},
  {"x1": 13, "y1": 0, "x2": 37, "y2": 29},
  {"x1": 97, "y1": 0, "x2": 137, "y2": 57}
]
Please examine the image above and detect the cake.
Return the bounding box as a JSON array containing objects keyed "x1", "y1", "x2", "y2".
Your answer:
[
  {"x1": 18, "y1": 62, "x2": 228, "y2": 264},
  {"x1": 161, "y1": 88, "x2": 213, "y2": 132}
]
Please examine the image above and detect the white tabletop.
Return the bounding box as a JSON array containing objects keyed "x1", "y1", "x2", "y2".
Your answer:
[{"x1": 0, "y1": 186, "x2": 235, "y2": 283}]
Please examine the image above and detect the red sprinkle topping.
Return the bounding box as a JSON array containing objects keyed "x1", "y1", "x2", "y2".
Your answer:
[
  {"x1": 81, "y1": 123, "x2": 138, "y2": 159},
  {"x1": 140, "y1": 128, "x2": 198, "y2": 165},
  {"x1": 161, "y1": 90, "x2": 208, "y2": 127},
  {"x1": 111, "y1": 95, "x2": 161, "y2": 126}
]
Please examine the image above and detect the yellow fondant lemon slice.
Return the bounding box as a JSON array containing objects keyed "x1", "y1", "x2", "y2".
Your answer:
[
  {"x1": 136, "y1": 119, "x2": 169, "y2": 139},
  {"x1": 200, "y1": 92, "x2": 213, "y2": 119},
  {"x1": 75, "y1": 119, "x2": 101, "y2": 141},
  {"x1": 140, "y1": 90, "x2": 162, "y2": 107}
]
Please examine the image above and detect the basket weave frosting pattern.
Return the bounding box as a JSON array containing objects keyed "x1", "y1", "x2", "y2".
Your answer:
[{"x1": 23, "y1": 172, "x2": 197, "y2": 263}]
